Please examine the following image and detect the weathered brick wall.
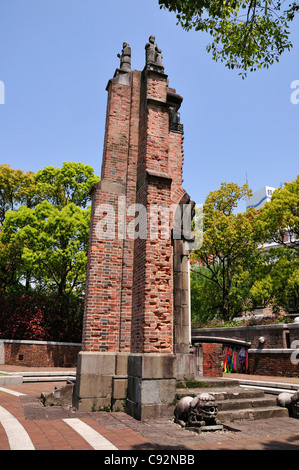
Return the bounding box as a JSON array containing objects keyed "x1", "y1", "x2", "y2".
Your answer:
[
  {"x1": 83, "y1": 58, "x2": 191, "y2": 355},
  {"x1": 193, "y1": 323, "x2": 299, "y2": 349},
  {"x1": 1, "y1": 340, "x2": 81, "y2": 367},
  {"x1": 202, "y1": 343, "x2": 223, "y2": 377},
  {"x1": 131, "y1": 68, "x2": 187, "y2": 354},
  {"x1": 132, "y1": 72, "x2": 173, "y2": 353},
  {"x1": 249, "y1": 350, "x2": 299, "y2": 377},
  {"x1": 82, "y1": 72, "x2": 140, "y2": 353}
]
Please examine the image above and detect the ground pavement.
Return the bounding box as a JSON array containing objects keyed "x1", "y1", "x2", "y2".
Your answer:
[{"x1": 1, "y1": 366, "x2": 299, "y2": 452}]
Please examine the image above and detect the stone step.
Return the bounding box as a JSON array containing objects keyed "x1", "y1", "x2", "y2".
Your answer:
[
  {"x1": 0, "y1": 370, "x2": 76, "y2": 384},
  {"x1": 218, "y1": 405, "x2": 289, "y2": 423},
  {"x1": 224, "y1": 377, "x2": 299, "y2": 395},
  {"x1": 217, "y1": 395, "x2": 278, "y2": 411},
  {"x1": 178, "y1": 377, "x2": 240, "y2": 389},
  {"x1": 3, "y1": 371, "x2": 76, "y2": 377},
  {"x1": 23, "y1": 376, "x2": 75, "y2": 383},
  {"x1": 175, "y1": 385, "x2": 289, "y2": 423},
  {"x1": 176, "y1": 386, "x2": 265, "y2": 401}
]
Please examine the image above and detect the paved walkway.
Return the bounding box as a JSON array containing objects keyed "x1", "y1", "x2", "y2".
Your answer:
[
  {"x1": 1, "y1": 367, "x2": 299, "y2": 451},
  {"x1": 223, "y1": 372, "x2": 299, "y2": 385}
]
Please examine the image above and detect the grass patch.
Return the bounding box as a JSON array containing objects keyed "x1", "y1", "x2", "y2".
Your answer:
[
  {"x1": 176, "y1": 378, "x2": 229, "y2": 389},
  {"x1": 176, "y1": 379, "x2": 210, "y2": 389}
]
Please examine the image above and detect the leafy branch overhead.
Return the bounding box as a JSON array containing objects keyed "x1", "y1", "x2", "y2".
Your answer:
[{"x1": 159, "y1": 0, "x2": 299, "y2": 76}]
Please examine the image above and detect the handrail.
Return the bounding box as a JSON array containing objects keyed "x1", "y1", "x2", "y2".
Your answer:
[{"x1": 191, "y1": 335, "x2": 251, "y2": 347}]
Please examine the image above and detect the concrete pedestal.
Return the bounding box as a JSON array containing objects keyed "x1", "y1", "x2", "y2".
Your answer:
[
  {"x1": 73, "y1": 352, "x2": 178, "y2": 419},
  {"x1": 73, "y1": 351, "x2": 128, "y2": 412},
  {"x1": 126, "y1": 353, "x2": 176, "y2": 420}
]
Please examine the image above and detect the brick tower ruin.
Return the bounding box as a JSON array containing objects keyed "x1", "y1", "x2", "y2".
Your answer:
[{"x1": 73, "y1": 36, "x2": 196, "y2": 419}]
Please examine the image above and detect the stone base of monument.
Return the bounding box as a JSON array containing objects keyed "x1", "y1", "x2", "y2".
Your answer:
[
  {"x1": 175, "y1": 352, "x2": 197, "y2": 381},
  {"x1": 73, "y1": 351, "x2": 129, "y2": 412},
  {"x1": 73, "y1": 351, "x2": 179, "y2": 419},
  {"x1": 126, "y1": 353, "x2": 177, "y2": 421}
]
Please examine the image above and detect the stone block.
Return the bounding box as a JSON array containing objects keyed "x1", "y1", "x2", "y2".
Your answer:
[
  {"x1": 112, "y1": 377, "x2": 128, "y2": 399},
  {"x1": 174, "y1": 325, "x2": 190, "y2": 344},
  {"x1": 126, "y1": 353, "x2": 177, "y2": 420},
  {"x1": 128, "y1": 353, "x2": 176, "y2": 379},
  {"x1": 115, "y1": 352, "x2": 129, "y2": 376},
  {"x1": 76, "y1": 351, "x2": 116, "y2": 376},
  {"x1": 76, "y1": 374, "x2": 113, "y2": 399},
  {"x1": 175, "y1": 352, "x2": 196, "y2": 380},
  {"x1": 75, "y1": 397, "x2": 112, "y2": 412},
  {"x1": 126, "y1": 400, "x2": 173, "y2": 420},
  {"x1": 127, "y1": 376, "x2": 141, "y2": 403},
  {"x1": 141, "y1": 378, "x2": 176, "y2": 404}
]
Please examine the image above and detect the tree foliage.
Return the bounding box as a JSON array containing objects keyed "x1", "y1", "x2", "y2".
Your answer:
[
  {"x1": 34, "y1": 161, "x2": 99, "y2": 208},
  {"x1": 250, "y1": 246, "x2": 299, "y2": 312},
  {"x1": 191, "y1": 176, "x2": 299, "y2": 325},
  {"x1": 159, "y1": 0, "x2": 299, "y2": 76},
  {"x1": 255, "y1": 175, "x2": 299, "y2": 248},
  {"x1": 0, "y1": 162, "x2": 99, "y2": 341},
  {"x1": 0, "y1": 164, "x2": 37, "y2": 224},
  {"x1": 250, "y1": 175, "x2": 299, "y2": 312},
  {"x1": 191, "y1": 182, "x2": 259, "y2": 321},
  {"x1": 2, "y1": 201, "x2": 91, "y2": 296}
]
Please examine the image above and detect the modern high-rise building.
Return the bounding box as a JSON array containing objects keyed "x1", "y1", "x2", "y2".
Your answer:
[{"x1": 246, "y1": 186, "x2": 276, "y2": 211}]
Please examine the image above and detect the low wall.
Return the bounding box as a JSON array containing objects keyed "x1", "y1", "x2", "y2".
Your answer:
[
  {"x1": 192, "y1": 323, "x2": 299, "y2": 377},
  {"x1": 0, "y1": 339, "x2": 82, "y2": 368},
  {"x1": 202, "y1": 343, "x2": 223, "y2": 377},
  {"x1": 248, "y1": 349, "x2": 299, "y2": 377},
  {"x1": 2, "y1": 336, "x2": 298, "y2": 378},
  {"x1": 192, "y1": 322, "x2": 299, "y2": 349}
]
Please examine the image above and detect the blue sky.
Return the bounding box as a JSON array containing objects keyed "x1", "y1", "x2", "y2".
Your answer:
[{"x1": 0, "y1": 0, "x2": 298, "y2": 210}]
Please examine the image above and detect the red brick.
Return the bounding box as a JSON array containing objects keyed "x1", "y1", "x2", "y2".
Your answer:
[{"x1": 82, "y1": 65, "x2": 188, "y2": 355}]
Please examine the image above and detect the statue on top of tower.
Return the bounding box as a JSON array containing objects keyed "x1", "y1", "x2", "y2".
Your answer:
[
  {"x1": 145, "y1": 35, "x2": 164, "y2": 71},
  {"x1": 117, "y1": 41, "x2": 132, "y2": 72}
]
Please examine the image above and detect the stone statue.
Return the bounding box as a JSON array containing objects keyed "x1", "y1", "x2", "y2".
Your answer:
[
  {"x1": 277, "y1": 391, "x2": 299, "y2": 419},
  {"x1": 277, "y1": 392, "x2": 293, "y2": 409},
  {"x1": 155, "y1": 45, "x2": 163, "y2": 66},
  {"x1": 117, "y1": 42, "x2": 131, "y2": 72},
  {"x1": 145, "y1": 35, "x2": 156, "y2": 63},
  {"x1": 145, "y1": 35, "x2": 163, "y2": 70},
  {"x1": 174, "y1": 393, "x2": 221, "y2": 429},
  {"x1": 290, "y1": 391, "x2": 299, "y2": 419}
]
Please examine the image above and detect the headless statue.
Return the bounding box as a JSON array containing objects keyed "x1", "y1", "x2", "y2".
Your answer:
[{"x1": 117, "y1": 42, "x2": 131, "y2": 72}]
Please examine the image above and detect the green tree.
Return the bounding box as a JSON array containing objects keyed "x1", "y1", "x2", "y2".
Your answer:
[
  {"x1": 0, "y1": 162, "x2": 99, "y2": 295},
  {"x1": 0, "y1": 164, "x2": 37, "y2": 224},
  {"x1": 34, "y1": 161, "x2": 99, "y2": 208},
  {"x1": 0, "y1": 162, "x2": 99, "y2": 340},
  {"x1": 255, "y1": 175, "x2": 299, "y2": 249},
  {"x1": 190, "y1": 266, "x2": 223, "y2": 323},
  {"x1": 191, "y1": 182, "x2": 259, "y2": 321},
  {"x1": 0, "y1": 234, "x2": 23, "y2": 293},
  {"x1": 251, "y1": 175, "x2": 299, "y2": 312},
  {"x1": 159, "y1": 0, "x2": 299, "y2": 76},
  {"x1": 250, "y1": 247, "x2": 299, "y2": 312},
  {"x1": 3, "y1": 200, "x2": 91, "y2": 297}
]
